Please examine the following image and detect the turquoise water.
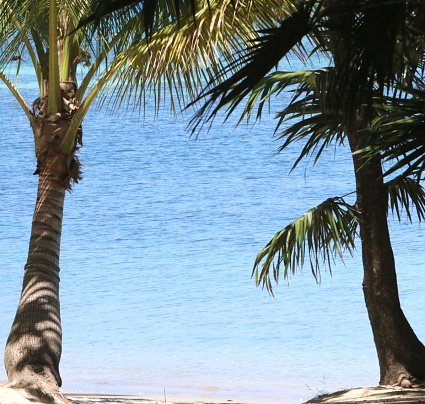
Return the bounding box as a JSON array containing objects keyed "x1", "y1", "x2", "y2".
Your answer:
[{"x1": 1, "y1": 61, "x2": 425, "y2": 403}]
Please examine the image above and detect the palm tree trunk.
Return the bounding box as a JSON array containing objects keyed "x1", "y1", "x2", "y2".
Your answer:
[
  {"x1": 325, "y1": 1, "x2": 425, "y2": 383},
  {"x1": 348, "y1": 130, "x2": 425, "y2": 386},
  {"x1": 4, "y1": 159, "x2": 66, "y2": 394}
]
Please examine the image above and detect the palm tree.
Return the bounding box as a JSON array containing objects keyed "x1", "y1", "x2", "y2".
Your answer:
[
  {"x1": 191, "y1": 0, "x2": 425, "y2": 387},
  {"x1": 0, "y1": 0, "x2": 286, "y2": 401}
]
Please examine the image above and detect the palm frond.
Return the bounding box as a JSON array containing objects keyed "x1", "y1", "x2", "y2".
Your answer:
[
  {"x1": 77, "y1": 0, "x2": 140, "y2": 29},
  {"x1": 221, "y1": 68, "x2": 346, "y2": 169},
  {"x1": 229, "y1": 69, "x2": 324, "y2": 125},
  {"x1": 77, "y1": 0, "x2": 201, "y2": 38},
  {"x1": 253, "y1": 197, "x2": 358, "y2": 294},
  {"x1": 189, "y1": 0, "x2": 323, "y2": 132},
  {"x1": 96, "y1": 0, "x2": 289, "y2": 113},
  {"x1": 366, "y1": 85, "x2": 425, "y2": 179},
  {"x1": 0, "y1": 69, "x2": 31, "y2": 120},
  {"x1": 386, "y1": 175, "x2": 425, "y2": 222},
  {"x1": 188, "y1": 0, "x2": 425, "y2": 133},
  {"x1": 273, "y1": 68, "x2": 348, "y2": 169},
  {"x1": 0, "y1": 0, "x2": 107, "y2": 71}
]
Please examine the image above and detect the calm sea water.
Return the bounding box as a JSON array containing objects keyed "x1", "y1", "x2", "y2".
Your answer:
[{"x1": 1, "y1": 59, "x2": 425, "y2": 403}]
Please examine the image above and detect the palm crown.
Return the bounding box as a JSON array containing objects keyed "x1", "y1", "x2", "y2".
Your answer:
[{"x1": 1, "y1": 0, "x2": 288, "y2": 152}]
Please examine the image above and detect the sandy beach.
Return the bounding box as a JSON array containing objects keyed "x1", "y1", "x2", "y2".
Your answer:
[
  {"x1": 0, "y1": 385, "x2": 297, "y2": 404},
  {"x1": 68, "y1": 387, "x2": 425, "y2": 404},
  {"x1": 66, "y1": 394, "x2": 278, "y2": 404},
  {"x1": 67, "y1": 387, "x2": 425, "y2": 404},
  {"x1": 3, "y1": 385, "x2": 425, "y2": 404},
  {"x1": 64, "y1": 392, "x2": 286, "y2": 404}
]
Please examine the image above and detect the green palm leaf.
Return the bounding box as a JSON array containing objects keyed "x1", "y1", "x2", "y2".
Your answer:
[
  {"x1": 387, "y1": 175, "x2": 425, "y2": 222},
  {"x1": 189, "y1": 1, "x2": 321, "y2": 131},
  {"x1": 77, "y1": 0, "x2": 199, "y2": 37},
  {"x1": 216, "y1": 68, "x2": 346, "y2": 169},
  {"x1": 366, "y1": 87, "x2": 425, "y2": 179},
  {"x1": 1, "y1": 0, "x2": 287, "y2": 125},
  {"x1": 253, "y1": 175, "x2": 425, "y2": 294},
  {"x1": 96, "y1": 0, "x2": 289, "y2": 113},
  {"x1": 253, "y1": 197, "x2": 358, "y2": 294}
]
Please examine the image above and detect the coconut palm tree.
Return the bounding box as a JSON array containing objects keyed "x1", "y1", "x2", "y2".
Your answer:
[
  {"x1": 191, "y1": 0, "x2": 425, "y2": 387},
  {"x1": 0, "y1": 0, "x2": 287, "y2": 401}
]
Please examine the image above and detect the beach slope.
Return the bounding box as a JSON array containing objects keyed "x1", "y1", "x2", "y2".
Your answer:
[{"x1": 307, "y1": 386, "x2": 425, "y2": 404}]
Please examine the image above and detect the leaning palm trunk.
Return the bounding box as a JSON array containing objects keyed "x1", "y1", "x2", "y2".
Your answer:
[
  {"x1": 348, "y1": 129, "x2": 425, "y2": 386},
  {"x1": 4, "y1": 99, "x2": 81, "y2": 396},
  {"x1": 4, "y1": 169, "x2": 65, "y2": 393},
  {"x1": 327, "y1": 3, "x2": 425, "y2": 382},
  {"x1": 333, "y1": 15, "x2": 425, "y2": 381}
]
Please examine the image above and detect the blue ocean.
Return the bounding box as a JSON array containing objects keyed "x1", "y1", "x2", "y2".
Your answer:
[{"x1": 1, "y1": 57, "x2": 424, "y2": 403}]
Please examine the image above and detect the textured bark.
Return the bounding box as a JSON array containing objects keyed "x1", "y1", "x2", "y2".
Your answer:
[
  {"x1": 348, "y1": 130, "x2": 425, "y2": 386},
  {"x1": 324, "y1": 0, "x2": 425, "y2": 384},
  {"x1": 4, "y1": 167, "x2": 65, "y2": 393},
  {"x1": 4, "y1": 91, "x2": 80, "y2": 395}
]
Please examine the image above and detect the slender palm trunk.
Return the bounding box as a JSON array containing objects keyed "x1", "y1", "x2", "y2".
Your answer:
[
  {"x1": 3, "y1": 106, "x2": 79, "y2": 394},
  {"x1": 3, "y1": 73, "x2": 80, "y2": 401},
  {"x1": 326, "y1": 2, "x2": 425, "y2": 382},
  {"x1": 348, "y1": 130, "x2": 425, "y2": 386},
  {"x1": 4, "y1": 164, "x2": 66, "y2": 393}
]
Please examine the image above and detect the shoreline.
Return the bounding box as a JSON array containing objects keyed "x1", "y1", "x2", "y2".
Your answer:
[{"x1": 63, "y1": 391, "x2": 295, "y2": 404}]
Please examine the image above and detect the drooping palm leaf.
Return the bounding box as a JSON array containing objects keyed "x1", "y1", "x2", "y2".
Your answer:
[
  {"x1": 365, "y1": 86, "x2": 425, "y2": 179},
  {"x1": 272, "y1": 68, "x2": 348, "y2": 169},
  {"x1": 253, "y1": 197, "x2": 358, "y2": 294},
  {"x1": 386, "y1": 175, "x2": 425, "y2": 222},
  {"x1": 221, "y1": 67, "x2": 347, "y2": 169},
  {"x1": 253, "y1": 173, "x2": 425, "y2": 294}
]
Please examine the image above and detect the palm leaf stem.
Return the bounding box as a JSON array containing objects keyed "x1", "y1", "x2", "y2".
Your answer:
[
  {"x1": 31, "y1": 28, "x2": 48, "y2": 96},
  {"x1": 76, "y1": 15, "x2": 137, "y2": 103},
  {"x1": 13, "y1": 56, "x2": 21, "y2": 87},
  {"x1": 60, "y1": 66, "x2": 117, "y2": 154},
  {"x1": 48, "y1": 0, "x2": 61, "y2": 114},
  {"x1": 6, "y1": 5, "x2": 44, "y2": 94},
  {"x1": 0, "y1": 69, "x2": 32, "y2": 122},
  {"x1": 60, "y1": 18, "x2": 75, "y2": 82}
]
